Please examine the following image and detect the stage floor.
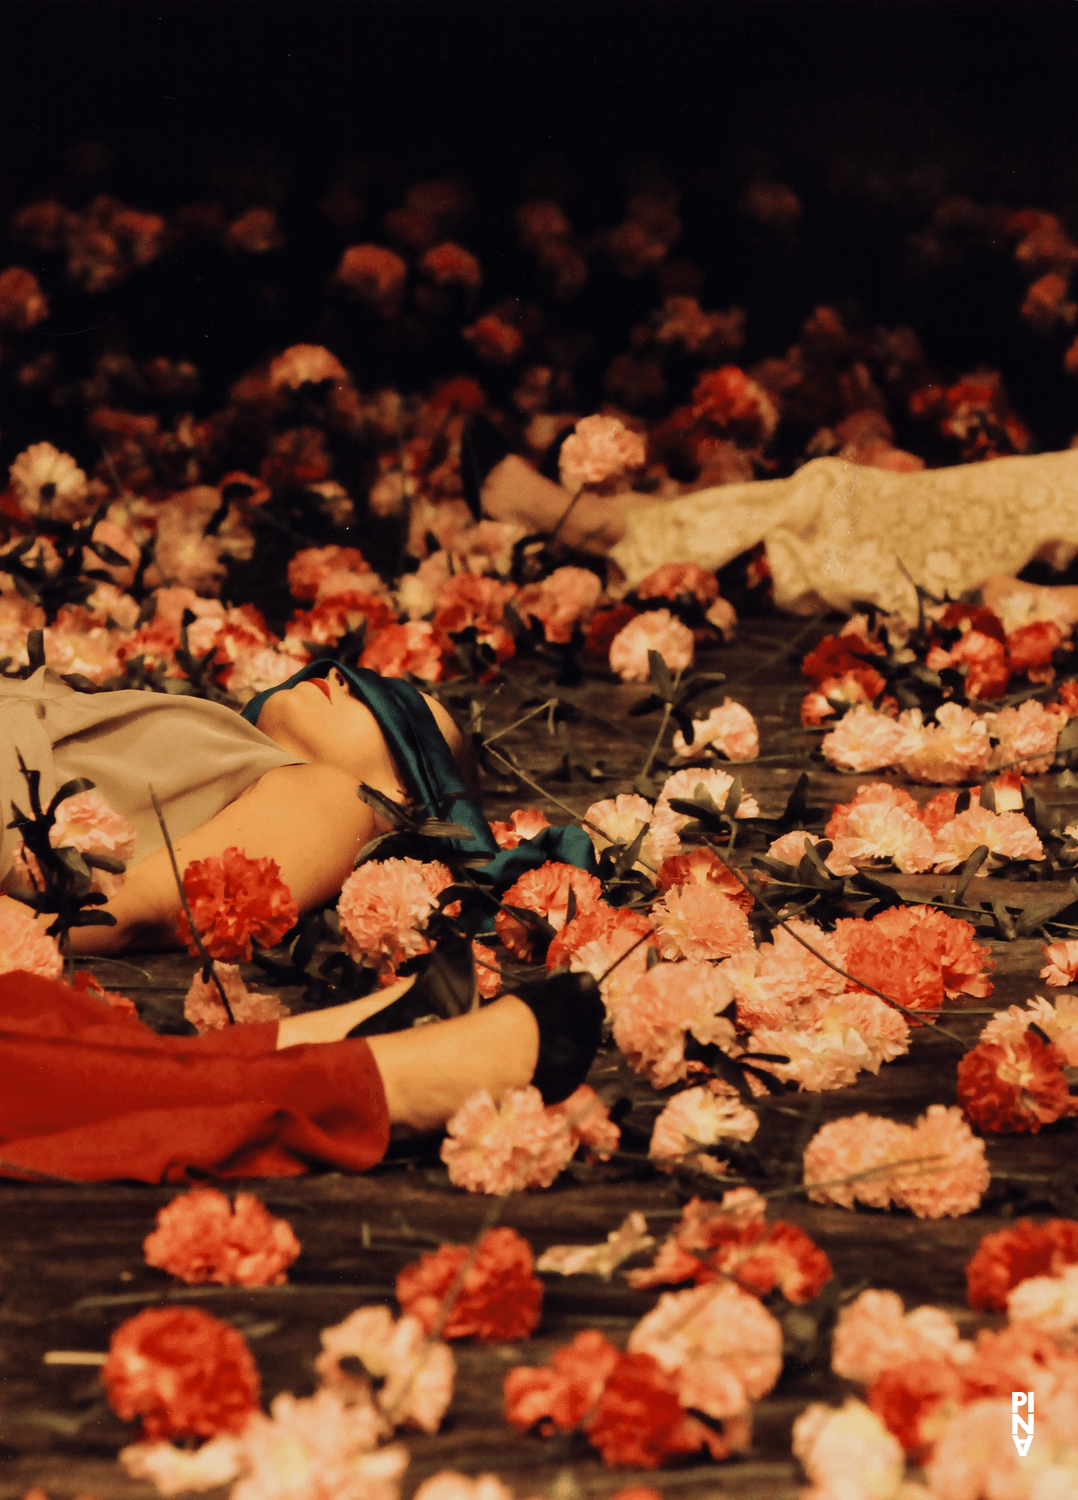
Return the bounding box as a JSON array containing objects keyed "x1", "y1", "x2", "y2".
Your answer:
[{"x1": 3, "y1": 620, "x2": 1074, "y2": 1499}]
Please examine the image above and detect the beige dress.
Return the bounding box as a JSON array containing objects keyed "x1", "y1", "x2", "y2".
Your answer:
[
  {"x1": 610, "y1": 449, "x2": 1078, "y2": 617},
  {"x1": 0, "y1": 668, "x2": 302, "y2": 881}
]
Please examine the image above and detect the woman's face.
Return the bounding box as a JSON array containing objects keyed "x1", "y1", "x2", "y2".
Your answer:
[{"x1": 255, "y1": 668, "x2": 401, "y2": 785}]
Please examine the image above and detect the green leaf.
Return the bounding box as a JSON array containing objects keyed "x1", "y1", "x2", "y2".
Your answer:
[
  {"x1": 647, "y1": 649, "x2": 673, "y2": 700},
  {"x1": 953, "y1": 844, "x2": 989, "y2": 905}
]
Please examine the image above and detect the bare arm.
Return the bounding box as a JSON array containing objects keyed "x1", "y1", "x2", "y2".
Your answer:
[{"x1": 70, "y1": 762, "x2": 375, "y2": 955}]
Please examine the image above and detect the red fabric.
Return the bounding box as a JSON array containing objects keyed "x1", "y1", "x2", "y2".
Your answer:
[{"x1": 0, "y1": 971, "x2": 390, "y2": 1183}]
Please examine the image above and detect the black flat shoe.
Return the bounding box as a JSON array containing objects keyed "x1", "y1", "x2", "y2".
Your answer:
[
  {"x1": 347, "y1": 936, "x2": 476, "y2": 1038},
  {"x1": 511, "y1": 969, "x2": 605, "y2": 1105},
  {"x1": 460, "y1": 414, "x2": 514, "y2": 521}
]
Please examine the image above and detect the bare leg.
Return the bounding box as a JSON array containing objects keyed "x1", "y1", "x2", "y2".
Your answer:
[
  {"x1": 982, "y1": 572, "x2": 1078, "y2": 625},
  {"x1": 481, "y1": 455, "x2": 658, "y2": 554},
  {"x1": 360, "y1": 996, "x2": 540, "y2": 1133},
  {"x1": 275, "y1": 974, "x2": 418, "y2": 1049}
]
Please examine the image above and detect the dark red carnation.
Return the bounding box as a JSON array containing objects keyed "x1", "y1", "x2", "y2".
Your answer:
[
  {"x1": 583, "y1": 1351, "x2": 714, "y2": 1468},
  {"x1": 801, "y1": 632, "x2": 883, "y2": 688},
  {"x1": 396, "y1": 1226, "x2": 542, "y2": 1341},
  {"x1": 868, "y1": 1358, "x2": 964, "y2": 1461},
  {"x1": 584, "y1": 604, "x2": 638, "y2": 660},
  {"x1": 956, "y1": 1032, "x2": 1078, "y2": 1134},
  {"x1": 966, "y1": 1217, "x2": 1078, "y2": 1310},
  {"x1": 731, "y1": 1221, "x2": 834, "y2": 1306},
  {"x1": 177, "y1": 846, "x2": 299, "y2": 962},
  {"x1": 101, "y1": 1306, "x2": 260, "y2": 1441},
  {"x1": 1007, "y1": 620, "x2": 1064, "y2": 674},
  {"x1": 937, "y1": 602, "x2": 1007, "y2": 645}
]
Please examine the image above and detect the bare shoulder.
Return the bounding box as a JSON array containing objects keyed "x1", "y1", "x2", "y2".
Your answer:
[{"x1": 421, "y1": 692, "x2": 464, "y2": 755}]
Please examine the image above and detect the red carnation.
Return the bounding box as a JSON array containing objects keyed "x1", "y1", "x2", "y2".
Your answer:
[
  {"x1": 396, "y1": 1226, "x2": 542, "y2": 1341},
  {"x1": 801, "y1": 632, "x2": 883, "y2": 688},
  {"x1": 731, "y1": 1221, "x2": 834, "y2": 1306},
  {"x1": 937, "y1": 602, "x2": 1007, "y2": 645},
  {"x1": 505, "y1": 1328, "x2": 621, "y2": 1435},
  {"x1": 966, "y1": 1217, "x2": 1078, "y2": 1310},
  {"x1": 101, "y1": 1306, "x2": 260, "y2": 1441},
  {"x1": 583, "y1": 1351, "x2": 716, "y2": 1468},
  {"x1": 868, "y1": 1357, "x2": 965, "y2": 1461},
  {"x1": 956, "y1": 1032, "x2": 1078, "y2": 1134},
  {"x1": 584, "y1": 604, "x2": 638, "y2": 660},
  {"x1": 177, "y1": 846, "x2": 299, "y2": 961},
  {"x1": 1007, "y1": 620, "x2": 1064, "y2": 674}
]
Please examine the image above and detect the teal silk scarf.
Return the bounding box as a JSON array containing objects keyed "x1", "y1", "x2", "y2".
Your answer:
[{"x1": 241, "y1": 660, "x2": 597, "y2": 892}]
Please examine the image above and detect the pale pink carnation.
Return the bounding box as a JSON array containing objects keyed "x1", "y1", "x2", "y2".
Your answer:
[
  {"x1": 981, "y1": 993, "x2": 1078, "y2": 1066},
  {"x1": 518, "y1": 566, "x2": 602, "y2": 644},
  {"x1": 120, "y1": 1435, "x2": 243, "y2": 1495},
  {"x1": 143, "y1": 1187, "x2": 301, "y2": 1287},
  {"x1": 821, "y1": 705, "x2": 914, "y2": 773},
  {"x1": 488, "y1": 807, "x2": 551, "y2": 850},
  {"x1": 628, "y1": 1280, "x2": 783, "y2": 1420},
  {"x1": 0, "y1": 902, "x2": 62, "y2": 980},
  {"x1": 831, "y1": 1288, "x2": 966, "y2": 1384},
  {"x1": 184, "y1": 964, "x2": 290, "y2": 1033},
  {"x1": 583, "y1": 792, "x2": 662, "y2": 870},
  {"x1": 558, "y1": 414, "x2": 646, "y2": 490},
  {"x1": 536, "y1": 1211, "x2": 655, "y2": 1280},
  {"x1": 440, "y1": 1086, "x2": 577, "y2": 1194},
  {"x1": 611, "y1": 961, "x2": 736, "y2": 1088},
  {"x1": 226, "y1": 645, "x2": 312, "y2": 706},
  {"x1": 9, "y1": 441, "x2": 91, "y2": 522},
  {"x1": 931, "y1": 804, "x2": 1044, "y2": 873},
  {"x1": 804, "y1": 1105, "x2": 988, "y2": 1218},
  {"x1": 49, "y1": 789, "x2": 136, "y2": 898},
  {"x1": 989, "y1": 698, "x2": 1061, "y2": 775},
  {"x1": 651, "y1": 883, "x2": 753, "y2": 961},
  {"x1": 547, "y1": 1083, "x2": 621, "y2": 1162},
  {"x1": 764, "y1": 829, "x2": 859, "y2": 877},
  {"x1": 718, "y1": 920, "x2": 846, "y2": 1031},
  {"x1": 649, "y1": 767, "x2": 759, "y2": 863},
  {"x1": 268, "y1": 344, "x2": 348, "y2": 391},
  {"x1": 834, "y1": 796, "x2": 935, "y2": 874},
  {"x1": 636, "y1": 561, "x2": 720, "y2": 607},
  {"x1": 335, "y1": 244, "x2": 408, "y2": 308},
  {"x1": 750, "y1": 992, "x2": 910, "y2": 1092},
  {"x1": 924, "y1": 1397, "x2": 1076, "y2": 1500},
  {"x1": 609, "y1": 608, "x2": 694, "y2": 683},
  {"x1": 792, "y1": 1398, "x2": 906, "y2": 1500},
  {"x1": 899, "y1": 702, "x2": 992, "y2": 784},
  {"x1": 1007, "y1": 1264, "x2": 1078, "y2": 1336},
  {"x1": 337, "y1": 858, "x2": 453, "y2": 971},
  {"x1": 413, "y1": 1477, "x2": 513, "y2": 1500},
  {"x1": 42, "y1": 624, "x2": 121, "y2": 687},
  {"x1": 316, "y1": 1305, "x2": 455, "y2": 1434},
  {"x1": 1041, "y1": 941, "x2": 1078, "y2": 988},
  {"x1": 232, "y1": 1388, "x2": 406, "y2": 1500},
  {"x1": 673, "y1": 699, "x2": 758, "y2": 762},
  {"x1": 705, "y1": 596, "x2": 738, "y2": 639},
  {"x1": 649, "y1": 1085, "x2": 759, "y2": 1175}
]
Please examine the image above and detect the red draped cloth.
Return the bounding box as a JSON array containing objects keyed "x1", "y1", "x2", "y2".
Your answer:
[{"x1": 0, "y1": 971, "x2": 390, "y2": 1183}]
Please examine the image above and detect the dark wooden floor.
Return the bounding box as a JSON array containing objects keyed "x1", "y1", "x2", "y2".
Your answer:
[{"x1": 3, "y1": 622, "x2": 1076, "y2": 1499}]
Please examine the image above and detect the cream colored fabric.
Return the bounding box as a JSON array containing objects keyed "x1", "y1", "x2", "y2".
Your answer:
[
  {"x1": 610, "y1": 449, "x2": 1078, "y2": 617},
  {"x1": 0, "y1": 668, "x2": 302, "y2": 881}
]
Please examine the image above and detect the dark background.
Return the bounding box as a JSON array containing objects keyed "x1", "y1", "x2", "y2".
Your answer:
[{"x1": 3, "y1": 1, "x2": 1078, "y2": 444}]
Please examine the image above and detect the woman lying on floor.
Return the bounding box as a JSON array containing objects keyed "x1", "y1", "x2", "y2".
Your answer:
[
  {"x1": 473, "y1": 437, "x2": 1078, "y2": 622},
  {"x1": 0, "y1": 661, "x2": 601, "y2": 1183}
]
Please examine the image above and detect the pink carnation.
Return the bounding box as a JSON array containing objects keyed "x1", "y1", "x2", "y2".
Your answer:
[
  {"x1": 545, "y1": 904, "x2": 657, "y2": 1005},
  {"x1": 361, "y1": 620, "x2": 446, "y2": 681},
  {"x1": 143, "y1": 1188, "x2": 301, "y2": 1287},
  {"x1": 440, "y1": 1086, "x2": 577, "y2": 1194},
  {"x1": 9, "y1": 441, "x2": 91, "y2": 522},
  {"x1": 989, "y1": 698, "x2": 1061, "y2": 774},
  {"x1": 268, "y1": 344, "x2": 348, "y2": 391},
  {"x1": 649, "y1": 1085, "x2": 759, "y2": 1175},
  {"x1": 981, "y1": 993, "x2": 1078, "y2": 1065},
  {"x1": 609, "y1": 609, "x2": 694, "y2": 683},
  {"x1": 287, "y1": 545, "x2": 370, "y2": 601},
  {"x1": 821, "y1": 705, "x2": 913, "y2": 773},
  {"x1": 559, "y1": 414, "x2": 646, "y2": 490},
  {"x1": 899, "y1": 702, "x2": 992, "y2": 784},
  {"x1": 10, "y1": 788, "x2": 138, "y2": 901},
  {"x1": 413, "y1": 1478, "x2": 512, "y2": 1500},
  {"x1": 672, "y1": 699, "x2": 759, "y2": 762},
  {"x1": 611, "y1": 961, "x2": 737, "y2": 1088},
  {"x1": 489, "y1": 807, "x2": 551, "y2": 850},
  {"x1": 749, "y1": 992, "x2": 910, "y2": 1092},
  {"x1": 232, "y1": 1388, "x2": 406, "y2": 1500},
  {"x1": 764, "y1": 829, "x2": 859, "y2": 876},
  {"x1": 547, "y1": 1083, "x2": 621, "y2": 1162},
  {"x1": 583, "y1": 792, "x2": 662, "y2": 870},
  {"x1": 831, "y1": 1288, "x2": 966, "y2": 1385},
  {"x1": 494, "y1": 862, "x2": 604, "y2": 961},
  {"x1": 183, "y1": 964, "x2": 289, "y2": 1033},
  {"x1": 829, "y1": 794, "x2": 935, "y2": 874},
  {"x1": 316, "y1": 1305, "x2": 455, "y2": 1434},
  {"x1": 649, "y1": 767, "x2": 759, "y2": 863},
  {"x1": 651, "y1": 883, "x2": 753, "y2": 962},
  {"x1": 518, "y1": 565, "x2": 603, "y2": 643},
  {"x1": 804, "y1": 1105, "x2": 988, "y2": 1218},
  {"x1": 627, "y1": 1280, "x2": 783, "y2": 1419},
  {"x1": 636, "y1": 562, "x2": 719, "y2": 607},
  {"x1": 337, "y1": 858, "x2": 453, "y2": 971},
  {"x1": 718, "y1": 919, "x2": 846, "y2": 1031},
  {"x1": 1041, "y1": 940, "x2": 1078, "y2": 988},
  {"x1": 0, "y1": 902, "x2": 62, "y2": 980},
  {"x1": 793, "y1": 1399, "x2": 905, "y2": 1500},
  {"x1": 931, "y1": 804, "x2": 1044, "y2": 872}
]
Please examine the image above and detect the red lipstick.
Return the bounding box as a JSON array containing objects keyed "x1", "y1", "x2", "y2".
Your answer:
[{"x1": 312, "y1": 677, "x2": 331, "y2": 701}]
